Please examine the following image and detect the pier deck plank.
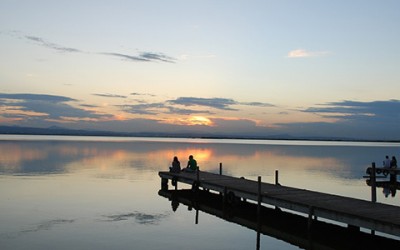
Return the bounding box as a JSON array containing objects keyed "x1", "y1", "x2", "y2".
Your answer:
[{"x1": 159, "y1": 170, "x2": 400, "y2": 237}]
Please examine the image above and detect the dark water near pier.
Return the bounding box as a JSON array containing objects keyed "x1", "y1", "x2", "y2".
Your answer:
[{"x1": 0, "y1": 135, "x2": 399, "y2": 249}]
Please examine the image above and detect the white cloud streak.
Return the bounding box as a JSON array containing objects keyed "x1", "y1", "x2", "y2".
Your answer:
[{"x1": 287, "y1": 49, "x2": 331, "y2": 58}]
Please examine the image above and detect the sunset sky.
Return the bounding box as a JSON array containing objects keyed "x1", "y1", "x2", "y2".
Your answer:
[{"x1": 1, "y1": 1, "x2": 399, "y2": 140}]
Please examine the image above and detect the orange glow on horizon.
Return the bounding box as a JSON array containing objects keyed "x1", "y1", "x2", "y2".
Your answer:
[
  {"x1": 161, "y1": 116, "x2": 214, "y2": 126},
  {"x1": 188, "y1": 116, "x2": 213, "y2": 126},
  {"x1": 114, "y1": 113, "x2": 127, "y2": 121}
]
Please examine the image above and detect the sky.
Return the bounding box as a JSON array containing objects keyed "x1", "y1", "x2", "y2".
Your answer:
[{"x1": 1, "y1": 0, "x2": 400, "y2": 140}]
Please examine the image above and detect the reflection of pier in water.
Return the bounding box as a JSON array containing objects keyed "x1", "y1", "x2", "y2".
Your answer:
[
  {"x1": 365, "y1": 165, "x2": 400, "y2": 199},
  {"x1": 365, "y1": 163, "x2": 400, "y2": 199},
  {"x1": 159, "y1": 189, "x2": 400, "y2": 250}
]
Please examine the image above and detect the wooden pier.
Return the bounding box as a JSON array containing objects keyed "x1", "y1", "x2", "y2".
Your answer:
[
  {"x1": 159, "y1": 189, "x2": 400, "y2": 250},
  {"x1": 159, "y1": 170, "x2": 400, "y2": 237}
]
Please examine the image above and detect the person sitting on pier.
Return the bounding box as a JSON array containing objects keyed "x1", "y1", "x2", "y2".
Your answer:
[
  {"x1": 184, "y1": 155, "x2": 198, "y2": 172},
  {"x1": 169, "y1": 156, "x2": 181, "y2": 173}
]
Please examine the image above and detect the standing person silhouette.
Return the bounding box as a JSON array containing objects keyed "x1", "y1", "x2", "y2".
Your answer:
[
  {"x1": 391, "y1": 156, "x2": 397, "y2": 168},
  {"x1": 384, "y1": 155, "x2": 391, "y2": 168}
]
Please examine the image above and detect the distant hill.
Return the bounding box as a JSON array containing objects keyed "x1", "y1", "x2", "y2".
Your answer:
[
  {"x1": 0, "y1": 125, "x2": 391, "y2": 142},
  {"x1": 0, "y1": 125, "x2": 147, "y2": 137}
]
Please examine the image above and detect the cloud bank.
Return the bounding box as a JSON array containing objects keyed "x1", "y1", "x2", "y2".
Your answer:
[
  {"x1": 0, "y1": 93, "x2": 107, "y2": 121},
  {"x1": 1, "y1": 92, "x2": 400, "y2": 140}
]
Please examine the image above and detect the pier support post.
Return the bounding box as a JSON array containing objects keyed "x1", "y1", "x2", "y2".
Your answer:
[
  {"x1": 161, "y1": 178, "x2": 168, "y2": 190},
  {"x1": 370, "y1": 162, "x2": 376, "y2": 235},
  {"x1": 275, "y1": 170, "x2": 279, "y2": 185},
  {"x1": 257, "y1": 176, "x2": 262, "y2": 211},
  {"x1": 222, "y1": 186, "x2": 228, "y2": 215},
  {"x1": 308, "y1": 206, "x2": 314, "y2": 230},
  {"x1": 371, "y1": 162, "x2": 376, "y2": 203},
  {"x1": 257, "y1": 176, "x2": 262, "y2": 250},
  {"x1": 347, "y1": 224, "x2": 360, "y2": 233}
]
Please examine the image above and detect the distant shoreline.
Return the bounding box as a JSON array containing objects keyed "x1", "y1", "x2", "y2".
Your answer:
[{"x1": 1, "y1": 125, "x2": 399, "y2": 143}]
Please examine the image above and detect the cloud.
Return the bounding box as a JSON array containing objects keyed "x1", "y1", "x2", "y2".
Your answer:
[
  {"x1": 304, "y1": 100, "x2": 400, "y2": 123},
  {"x1": 130, "y1": 92, "x2": 156, "y2": 97},
  {"x1": 168, "y1": 97, "x2": 274, "y2": 111},
  {"x1": 120, "y1": 103, "x2": 166, "y2": 115},
  {"x1": 287, "y1": 49, "x2": 330, "y2": 58},
  {"x1": 92, "y1": 93, "x2": 127, "y2": 98},
  {"x1": 122, "y1": 95, "x2": 271, "y2": 116},
  {"x1": 120, "y1": 102, "x2": 212, "y2": 115},
  {"x1": 239, "y1": 101, "x2": 275, "y2": 107},
  {"x1": 270, "y1": 99, "x2": 400, "y2": 140},
  {"x1": 100, "y1": 52, "x2": 150, "y2": 62},
  {"x1": 20, "y1": 33, "x2": 175, "y2": 63},
  {"x1": 169, "y1": 97, "x2": 239, "y2": 111},
  {"x1": 80, "y1": 104, "x2": 98, "y2": 108},
  {"x1": 3, "y1": 93, "x2": 399, "y2": 140},
  {"x1": 0, "y1": 93, "x2": 77, "y2": 102},
  {"x1": 25, "y1": 36, "x2": 82, "y2": 53},
  {"x1": 102, "y1": 52, "x2": 176, "y2": 63},
  {"x1": 166, "y1": 106, "x2": 213, "y2": 115},
  {"x1": 139, "y1": 52, "x2": 175, "y2": 63},
  {"x1": 0, "y1": 93, "x2": 106, "y2": 120}
]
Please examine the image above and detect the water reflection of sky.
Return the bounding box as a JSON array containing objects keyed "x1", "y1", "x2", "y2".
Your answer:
[
  {"x1": 1, "y1": 138, "x2": 399, "y2": 198},
  {"x1": 1, "y1": 138, "x2": 399, "y2": 181},
  {"x1": 1, "y1": 136, "x2": 400, "y2": 250}
]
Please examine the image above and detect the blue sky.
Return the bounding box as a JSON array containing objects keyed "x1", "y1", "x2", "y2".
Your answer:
[{"x1": 1, "y1": 1, "x2": 399, "y2": 140}]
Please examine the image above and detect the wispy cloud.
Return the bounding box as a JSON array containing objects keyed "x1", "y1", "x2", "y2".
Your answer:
[
  {"x1": 239, "y1": 101, "x2": 275, "y2": 107},
  {"x1": 140, "y1": 52, "x2": 175, "y2": 63},
  {"x1": 131, "y1": 92, "x2": 156, "y2": 97},
  {"x1": 169, "y1": 97, "x2": 238, "y2": 111},
  {"x1": 287, "y1": 49, "x2": 330, "y2": 58},
  {"x1": 19, "y1": 33, "x2": 176, "y2": 63},
  {"x1": 120, "y1": 102, "x2": 212, "y2": 115},
  {"x1": 25, "y1": 36, "x2": 82, "y2": 53},
  {"x1": 168, "y1": 97, "x2": 274, "y2": 111},
  {"x1": 92, "y1": 93, "x2": 127, "y2": 99},
  {"x1": 100, "y1": 52, "x2": 150, "y2": 62}
]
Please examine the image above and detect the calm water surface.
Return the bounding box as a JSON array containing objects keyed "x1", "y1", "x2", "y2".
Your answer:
[{"x1": 1, "y1": 135, "x2": 399, "y2": 249}]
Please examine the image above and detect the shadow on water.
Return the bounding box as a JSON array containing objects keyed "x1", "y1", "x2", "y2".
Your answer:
[{"x1": 159, "y1": 189, "x2": 400, "y2": 250}]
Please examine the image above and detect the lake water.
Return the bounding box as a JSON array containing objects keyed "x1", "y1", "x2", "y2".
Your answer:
[{"x1": 1, "y1": 135, "x2": 400, "y2": 249}]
